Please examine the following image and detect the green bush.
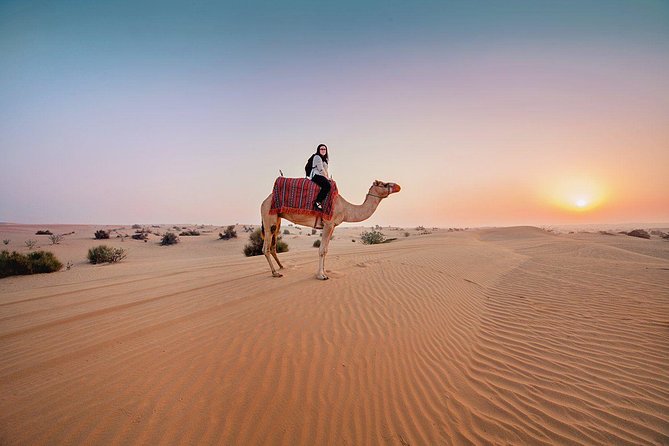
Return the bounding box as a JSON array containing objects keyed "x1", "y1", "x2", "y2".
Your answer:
[
  {"x1": 161, "y1": 232, "x2": 179, "y2": 245},
  {"x1": 243, "y1": 229, "x2": 288, "y2": 257},
  {"x1": 0, "y1": 250, "x2": 63, "y2": 278},
  {"x1": 87, "y1": 245, "x2": 127, "y2": 264},
  {"x1": 361, "y1": 230, "x2": 386, "y2": 245}
]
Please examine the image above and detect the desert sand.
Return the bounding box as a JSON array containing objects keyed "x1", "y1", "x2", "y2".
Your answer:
[{"x1": 1, "y1": 224, "x2": 668, "y2": 445}]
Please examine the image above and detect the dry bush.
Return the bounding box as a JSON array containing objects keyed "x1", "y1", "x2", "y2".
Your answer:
[
  {"x1": 361, "y1": 230, "x2": 385, "y2": 245},
  {"x1": 161, "y1": 232, "x2": 179, "y2": 245},
  {"x1": 219, "y1": 225, "x2": 237, "y2": 240},
  {"x1": 243, "y1": 229, "x2": 288, "y2": 256},
  {"x1": 49, "y1": 234, "x2": 63, "y2": 245},
  {"x1": 94, "y1": 230, "x2": 110, "y2": 239},
  {"x1": 626, "y1": 229, "x2": 650, "y2": 239}
]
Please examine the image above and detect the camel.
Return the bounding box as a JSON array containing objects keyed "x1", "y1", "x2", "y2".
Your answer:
[{"x1": 260, "y1": 180, "x2": 401, "y2": 280}]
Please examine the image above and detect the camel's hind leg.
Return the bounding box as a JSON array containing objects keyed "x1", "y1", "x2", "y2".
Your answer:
[
  {"x1": 270, "y1": 217, "x2": 285, "y2": 270},
  {"x1": 261, "y1": 215, "x2": 283, "y2": 278}
]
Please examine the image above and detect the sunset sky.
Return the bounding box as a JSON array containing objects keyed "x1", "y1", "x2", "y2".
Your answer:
[{"x1": 1, "y1": 0, "x2": 668, "y2": 227}]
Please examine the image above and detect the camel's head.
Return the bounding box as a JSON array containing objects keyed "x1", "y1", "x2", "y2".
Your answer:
[{"x1": 369, "y1": 180, "x2": 401, "y2": 198}]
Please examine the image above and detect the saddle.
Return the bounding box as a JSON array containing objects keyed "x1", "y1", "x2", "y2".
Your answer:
[{"x1": 269, "y1": 177, "x2": 338, "y2": 228}]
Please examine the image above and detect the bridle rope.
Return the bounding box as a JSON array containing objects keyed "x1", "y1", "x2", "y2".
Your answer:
[{"x1": 366, "y1": 185, "x2": 393, "y2": 199}]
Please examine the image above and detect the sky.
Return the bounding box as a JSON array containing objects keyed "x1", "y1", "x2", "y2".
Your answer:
[{"x1": 1, "y1": 0, "x2": 668, "y2": 227}]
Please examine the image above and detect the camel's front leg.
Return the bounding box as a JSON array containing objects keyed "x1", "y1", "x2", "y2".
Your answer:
[
  {"x1": 263, "y1": 224, "x2": 282, "y2": 278},
  {"x1": 316, "y1": 224, "x2": 335, "y2": 280}
]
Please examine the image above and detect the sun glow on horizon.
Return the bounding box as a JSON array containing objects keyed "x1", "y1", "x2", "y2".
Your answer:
[{"x1": 547, "y1": 176, "x2": 608, "y2": 214}]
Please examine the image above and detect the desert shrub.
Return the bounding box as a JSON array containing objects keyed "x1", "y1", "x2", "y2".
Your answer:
[
  {"x1": 361, "y1": 230, "x2": 386, "y2": 245},
  {"x1": 179, "y1": 230, "x2": 200, "y2": 236},
  {"x1": 283, "y1": 229, "x2": 290, "y2": 235},
  {"x1": 131, "y1": 233, "x2": 148, "y2": 241},
  {"x1": 313, "y1": 239, "x2": 321, "y2": 248},
  {"x1": 311, "y1": 229, "x2": 317, "y2": 235},
  {"x1": 3, "y1": 239, "x2": 10, "y2": 245},
  {"x1": 94, "y1": 230, "x2": 110, "y2": 239},
  {"x1": 35, "y1": 230, "x2": 52, "y2": 235},
  {"x1": 25, "y1": 239, "x2": 37, "y2": 250},
  {"x1": 1, "y1": 250, "x2": 63, "y2": 278},
  {"x1": 626, "y1": 229, "x2": 650, "y2": 239},
  {"x1": 243, "y1": 229, "x2": 288, "y2": 257},
  {"x1": 161, "y1": 232, "x2": 179, "y2": 245},
  {"x1": 132, "y1": 224, "x2": 142, "y2": 229},
  {"x1": 49, "y1": 234, "x2": 63, "y2": 245},
  {"x1": 404, "y1": 232, "x2": 410, "y2": 237},
  {"x1": 219, "y1": 225, "x2": 237, "y2": 240},
  {"x1": 87, "y1": 245, "x2": 127, "y2": 264}
]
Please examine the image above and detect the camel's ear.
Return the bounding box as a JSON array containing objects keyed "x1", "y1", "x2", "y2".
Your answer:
[{"x1": 373, "y1": 180, "x2": 381, "y2": 186}]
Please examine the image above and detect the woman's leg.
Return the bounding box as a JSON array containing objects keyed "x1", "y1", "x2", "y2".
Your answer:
[{"x1": 311, "y1": 174, "x2": 331, "y2": 204}]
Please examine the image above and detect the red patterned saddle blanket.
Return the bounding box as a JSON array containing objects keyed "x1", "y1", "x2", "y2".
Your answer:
[{"x1": 269, "y1": 177, "x2": 338, "y2": 221}]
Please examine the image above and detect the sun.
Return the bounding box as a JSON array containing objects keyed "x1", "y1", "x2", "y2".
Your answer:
[{"x1": 547, "y1": 176, "x2": 607, "y2": 214}]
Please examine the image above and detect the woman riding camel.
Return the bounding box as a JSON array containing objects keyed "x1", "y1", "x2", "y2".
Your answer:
[{"x1": 307, "y1": 144, "x2": 331, "y2": 211}]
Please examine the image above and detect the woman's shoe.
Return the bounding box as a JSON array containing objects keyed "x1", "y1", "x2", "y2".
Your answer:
[{"x1": 314, "y1": 202, "x2": 323, "y2": 211}]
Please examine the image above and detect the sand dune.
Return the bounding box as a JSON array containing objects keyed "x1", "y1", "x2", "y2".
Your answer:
[{"x1": 1, "y1": 225, "x2": 668, "y2": 445}]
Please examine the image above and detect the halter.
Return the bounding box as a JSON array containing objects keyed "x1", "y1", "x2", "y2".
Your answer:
[{"x1": 366, "y1": 184, "x2": 393, "y2": 199}]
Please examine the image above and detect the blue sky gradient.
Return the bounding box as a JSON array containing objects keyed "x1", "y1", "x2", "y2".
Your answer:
[{"x1": 2, "y1": 1, "x2": 668, "y2": 226}]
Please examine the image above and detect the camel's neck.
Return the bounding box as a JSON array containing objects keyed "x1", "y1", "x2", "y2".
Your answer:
[{"x1": 341, "y1": 193, "x2": 383, "y2": 223}]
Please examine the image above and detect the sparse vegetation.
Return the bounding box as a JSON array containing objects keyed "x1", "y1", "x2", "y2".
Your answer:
[
  {"x1": 313, "y1": 239, "x2": 321, "y2": 248},
  {"x1": 49, "y1": 234, "x2": 63, "y2": 245},
  {"x1": 1, "y1": 250, "x2": 63, "y2": 278},
  {"x1": 626, "y1": 229, "x2": 650, "y2": 239},
  {"x1": 179, "y1": 230, "x2": 200, "y2": 236},
  {"x1": 25, "y1": 239, "x2": 37, "y2": 250},
  {"x1": 361, "y1": 230, "x2": 386, "y2": 245},
  {"x1": 243, "y1": 229, "x2": 288, "y2": 257},
  {"x1": 132, "y1": 224, "x2": 142, "y2": 229},
  {"x1": 35, "y1": 230, "x2": 52, "y2": 235},
  {"x1": 404, "y1": 232, "x2": 410, "y2": 237},
  {"x1": 283, "y1": 229, "x2": 290, "y2": 235},
  {"x1": 3, "y1": 239, "x2": 10, "y2": 245},
  {"x1": 311, "y1": 229, "x2": 317, "y2": 235},
  {"x1": 132, "y1": 232, "x2": 148, "y2": 241},
  {"x1": 219, "y1": 225, "x2": 238, "y2": 240},
  {"x1": 94, "y1": 230, "x2": 110, "y2": 239},
  {"x1": 161, "y1": 232, "x2": 179, "y2": 245},
  {"x1": 87, "y1": 245, "x2": 127, "y2": 264}
]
